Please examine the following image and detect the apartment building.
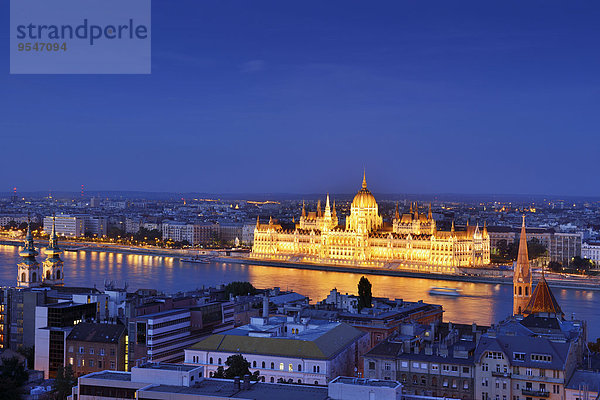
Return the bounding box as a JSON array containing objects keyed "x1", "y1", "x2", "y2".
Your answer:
[{"x1": 66, "y1": 322, "x2": 127, "y2": 376}]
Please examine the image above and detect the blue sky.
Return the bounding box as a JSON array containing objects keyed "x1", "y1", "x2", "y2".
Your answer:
[{"x1": 2, "y1": 1, "x2": 599, "y2": 195}]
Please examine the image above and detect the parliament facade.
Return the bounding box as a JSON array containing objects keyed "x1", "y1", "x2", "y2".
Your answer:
[{"x1": 252, "y1": 174, "x2": 490, "y2": 272}]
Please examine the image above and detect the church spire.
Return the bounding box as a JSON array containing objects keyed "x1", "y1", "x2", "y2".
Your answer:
[
  {"x1": 513, "y1": 214, "x2": 533, "y2": 315},
  {"x1": 332, "y1": 201, "x2": 337, "y2": 221},
  {"x1": 395, "y1": 202, "x2": 400, "y2": 220},
  {"x1": 428, "y1": 203, "x2": 432, "y2": 220},
  {"x1": 414, "y1": 201, "x2": 419, "y2": 218},
  {"x1": 451, "y1": 220, "x2": 455, "y2": 233},
  {"x1": 43, "y1": 214, "x2": 64, "y2": 286},
  {"x1": 317, "y1": 199, "x2": 322, "y2": 218},
  {"x1": 256, "y1": 215, "x2": 260, "y2": 227},
  {"x1": 409, "y1": 202, "x2": 413, "y2": 214},
  {"x1": 17, "y1": 218, "x2": 41, "y2": 288},
  {"x1": 301, "y1": 201, "x2": 306, "y2": 218}
]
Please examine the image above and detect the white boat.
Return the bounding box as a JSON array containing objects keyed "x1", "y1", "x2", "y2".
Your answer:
[
  {"x1": 429, "y1": 287, "x2": 462, "y2": 296},
  {"x1": 180, "y1": 257, "x2": 211, "y2": 264}
]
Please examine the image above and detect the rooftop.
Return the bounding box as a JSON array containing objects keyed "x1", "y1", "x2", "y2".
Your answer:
[{"x1": 67, "y1": 322, "x2": 126, "y2": 344}]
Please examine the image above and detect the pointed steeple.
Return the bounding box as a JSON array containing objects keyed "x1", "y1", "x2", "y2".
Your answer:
[
  {"x1": 301, "y1": 201, "x2": 306, "y2": 218},
  {"x1": 317, "y1": 200, "x2": 322, "y2": 218},
  {"x1": 414, "y1": 201, "x2": 419, "y2": 218},
  {"x1": 256, "y1": 215, "x2": 260, "y2": 227},
  {"x1": 451, "y1": 220, "x2": 455, "y2": 233},
  {"x1": 409, "y1": 202, "x2": 413, "y2": 214},
  {"x1": 395, "y1": 202, "x2": 400, "y2": 220},
  {"x1": 18, "y1": 218, "x2": 41, "y2": 288},
  {"x1": 324, "y1": 194, "x2": 331, "y2": 219},
  {"x1": 513, "y1": 214, "x2": 533, "y2": 315},
  {"x1": 332, "y1": 201, "x2": 337, "y2": 221},
  {"x1": 269, "y1": 216, "x2": 273, "y2": 225},
  {"x1": 20, "y1": 220, "x2": 38, "y2": 258},
  {"x1": 516, "y1": 215, "x2": 530, "y2": 277},
  {"x1": 483, "y1": 221, "x2": 488, "y2": 236},
  {"x1": 428, "y1": 203, "x2": 432, "y2": 220},
  {"x1": 362, "y1": 169, "x2": 367, "y2": 189}
]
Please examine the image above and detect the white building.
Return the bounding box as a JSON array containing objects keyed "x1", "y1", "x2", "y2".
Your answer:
[
  {"x1": 0, "y1": 214, "x2": 32, "y2": 226},
  {"x1": 242, "y1": 223, "x2": 256, "y2": 245},
  {"x1": 44, "y1": 215, "x2": 85, "y2": 237},
  {"x1": 582, "y1": 242, "x2": 600, "y2": 267},
  {"x1": 184, "y1": 316, "x2": 369, "y2": 385}
]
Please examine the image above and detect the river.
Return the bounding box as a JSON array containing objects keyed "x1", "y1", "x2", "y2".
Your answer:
[{"x1": 1, "y1": 244, "x2": 598, "y2": 339}]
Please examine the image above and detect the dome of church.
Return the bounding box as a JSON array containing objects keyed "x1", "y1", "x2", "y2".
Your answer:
[{"x1": 352, "y1": 172, "x2": 378, "y2": 209}]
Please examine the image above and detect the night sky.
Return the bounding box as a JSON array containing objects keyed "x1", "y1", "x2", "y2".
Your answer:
[{"x1": 2, "y1": 1, "x2": 599, "y2": 196}]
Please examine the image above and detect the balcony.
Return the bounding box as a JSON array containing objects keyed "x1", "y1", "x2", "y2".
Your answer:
[
  {"x1": 491, "y1": 371, "x2": 510, "y2": 378},
  {"x1": 522, "y1": 388, "x2": 550, "y2": 397}
]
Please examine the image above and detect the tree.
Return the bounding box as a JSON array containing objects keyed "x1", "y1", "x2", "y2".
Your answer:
[
  {"x1": 589, "y1": 338, "x2": 600, "y2": 353},
  {"x1": 53, "y1": 364, "x2": 76, "y2": 400},
  {"x1": 212, "y1": 354, "x2": 260, "y2": 381},
  {"x1": 357, "y1": 276, "x2": 372, "y2": 311},
  {"x1": 572, "y1": 256, "x2": 593, "y2": 273},
  {"x1": 527, "y1": 238, "x2": 547, "y2": 260},
  {"x1": 0, "y1": 356, "x2": 28, "y2": 400},
  {"x1": 548, "y1": 261, "x2": 563, "y2": 272},
  {"x1": 224, "y1": 282, "x2": 257, "y2": 297}
]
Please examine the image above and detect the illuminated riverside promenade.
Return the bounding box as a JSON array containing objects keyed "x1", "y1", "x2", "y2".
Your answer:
[{"x1": 0, "y1": 244, "x2": 599, "y2": 339}]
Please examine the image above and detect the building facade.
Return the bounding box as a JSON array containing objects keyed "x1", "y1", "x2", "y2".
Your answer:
[
  {"x1": 66, "y1": 322, "x2": 127, "y2": 376},
  {"x1": 185, "y1": 316, "x2": 369, "y2": 385},
  {"x1": 253, "y1": 173, "x2": 490, "y2": 271},
  {"x1": 582, "y1": 241, "x2": 600, "y2": 267}
]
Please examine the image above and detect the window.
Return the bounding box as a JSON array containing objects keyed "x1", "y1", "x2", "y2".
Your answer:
[
  {"x1": 463, "y1": 380, "x2": 469, "y2": 390},
  {"x1": 89, "y1": 360, "x2": 94, "y2": 367},
  {"x1": 218, "y1": 358, "x2": 222, "y2": 365},
  {"x1": 421, "y1": 363, "x2": 427, "y2": 369},
  {"x1": 271, "y1": 362, "x2": 274, "y2": 369},
  {"x1": 385, "y1": 363, "x2": 391, "y2": 371},
  {"x1": 68, "y1": 346, "x2": 74, "y2": 353},
  {"x1": 253, "y1": 361, "x2": 256, "y2": 368},
  {"x1": 209, "y1": 357, "x2": 213, "y2": 364},
  {"x1": 261, "y1": 361, "x2": 265, "y2": 368},
  {"x1": 413, "y1": 362, "x2": 420, "y2": 369},
  {"x1": 270, "y1": 377, "x2": 274, "y2": 383},
  {"x1": 401, "y1": 361, "x2": 408, "y2": 368},
  {"x1": 89, "y1": 348, "x2": 94, "y2": 355},
  {"x1": 443, "y1": 379, "x2": 448, "y2": 387},
  {"x1": 68, "y1": 357, "x2": 74, "y2": 365},
  {"x1": 526, "y1": 368, "x2": 533, "y2": 376},
  {"x1": 98, "y1": 360, "x2": 103, "y2": 368},
  {"x1": 298, "y1": 364, "x2": 302, "y2": 372},
  {"x1": 421, "y1": 376, "x2": 427, "y2": 385},
  {"x1": 451, "y1": 366, "x2": 458, "y2": 372},
  {"x1": 298, "y1": 379, "x2": 302, "y2": 383},
  {"x1": 110, "y1": 348, "x2": 115, "y2": 356},
  {"x1": 110, "y1": 361, "x2": 115, "y2": 369},
  {"x1": 452, "y1": 379, "x2": 457, "y2": 389},
  {"x1": 513, "y1": 352, "x2": 525, "y2": 361},
  {"x1": 100, "y1": 348, "x2": 105, "y2": 356},
  {"x1": 314, "y1": 380, "x2": 318, "y2": 385},
  {"x1": 279, "y1": 363, "x2": 284, "y2": 371},
  {"x1": 82, "y1": 359, "x2": 85, "y2": 367},
  {"x1": 443, "y1": 365, "x2": 450, "y2": 372},
  {"x1": 79, "y1": 347, "x2": 85, "y2": 354},
  {"x1": 288, "y1": 363, "x2": 293, "y2": 372},
  {"x1": 463, "y1": 366, "x2": 470, "y2": 373}
]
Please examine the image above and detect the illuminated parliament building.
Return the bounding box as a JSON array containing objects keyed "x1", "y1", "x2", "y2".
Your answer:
[{"x1": 252, "y1": 173, "x2": 490, "y2": 272}]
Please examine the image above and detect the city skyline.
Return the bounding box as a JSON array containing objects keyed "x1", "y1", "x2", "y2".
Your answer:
[{"x1": 3, "y1": 1, "x2": 600, "y2": 196}]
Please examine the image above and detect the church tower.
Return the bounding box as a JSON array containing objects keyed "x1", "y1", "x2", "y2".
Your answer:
[
  {"x1": 43, "y1": 215, "x2": 64, "y2": 286},
  {"x1": 17, "y1": 221, "x2": 42, "y2": 288},
  {"x1": 513, "y1": 215, "x2": 532, "y2": 315}
]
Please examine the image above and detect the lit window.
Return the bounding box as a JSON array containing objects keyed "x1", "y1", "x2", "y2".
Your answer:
[
  {"x1": 280, "y1": 363, "x2": 284, "y2": 371},
  {"x1": 289, "y1": 364, "x2": 293, "y2": 372}
]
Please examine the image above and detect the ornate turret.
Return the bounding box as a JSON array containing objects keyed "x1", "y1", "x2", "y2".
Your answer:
[
  {"x1": 482, "y1": 221, "x2": 488, "y2": 237},
  {"x1": 428, "y1": 203, "x2": 432, "y2": 220},
  {"x1": 414, "y1": 202, "x2": 419, "y2": 219},
  {"x1": 324, "y1": 194, "x2": 332, "y2": 220},
  {"x1": 395, "y1": 202, "x2": 400, "y2": 220},
  {"x1": 256, "y1": 215, "x2": 260, "y2": 227},
  {"x1": 317, "y1": 200, "x2": 322, "y2": 218},
  {"x1": 43, "y1": 215, "x2": 64, "y2": 285},
  {"x1": 513, "y1": 215, "x2": 532, "y2": 315},
  {"x1": 17, "y1": 220, "x2": 41, "y2": 288},
  {"x1": 301, "y1": 201, "x2": 306, "y2": 218}
]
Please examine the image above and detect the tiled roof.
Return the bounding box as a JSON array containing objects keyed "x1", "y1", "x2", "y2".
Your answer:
[{"x1": 66, "y1": 322, "x2": 126, "y2": 344}]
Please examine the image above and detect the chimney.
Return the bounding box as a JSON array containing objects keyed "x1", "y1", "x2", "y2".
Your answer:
[
  {"x1": 262, "y1": 295, "x2": 269, "y2": 319},
  {"x1": 243, "y1": 374, "x2": 251, "y2": 390},
  {"x1": 234, "y1": 376, "x2": 241, "y2": 390}
]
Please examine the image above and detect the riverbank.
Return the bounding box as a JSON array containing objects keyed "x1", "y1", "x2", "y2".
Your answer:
[
  {"x1": 2, "y1": 238, "x2": 598, "y2": 291},
  {"x1": 216, "y1": 256, "x2": 600, "y2": 291}
]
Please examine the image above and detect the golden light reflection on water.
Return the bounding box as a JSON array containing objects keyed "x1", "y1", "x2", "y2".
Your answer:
[{"x1": 0, "y1": 246, "x2": 598, "y2": 336}]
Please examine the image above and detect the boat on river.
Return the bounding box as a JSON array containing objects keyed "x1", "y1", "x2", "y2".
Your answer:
[
  {"x1": 429, "y1": 287, "x2": 462, "y2": 296},
  {"x1": 180, "y1": 256, "x2": 212, "y2": 264}
]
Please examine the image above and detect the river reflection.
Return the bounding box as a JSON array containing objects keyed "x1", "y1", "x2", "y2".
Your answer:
[{"x1": 0, "y1": 245, "x2": 597, "y2": 338}]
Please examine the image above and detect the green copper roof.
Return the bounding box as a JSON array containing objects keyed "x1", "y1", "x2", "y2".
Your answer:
[{"x1": 190, "y1": 323, "x2": 365, "y2": 360}]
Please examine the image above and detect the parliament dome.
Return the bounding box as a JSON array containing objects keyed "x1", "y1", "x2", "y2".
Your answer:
[{"x1": 352, "y1": 172, "x2": 377, "y2": 209}]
